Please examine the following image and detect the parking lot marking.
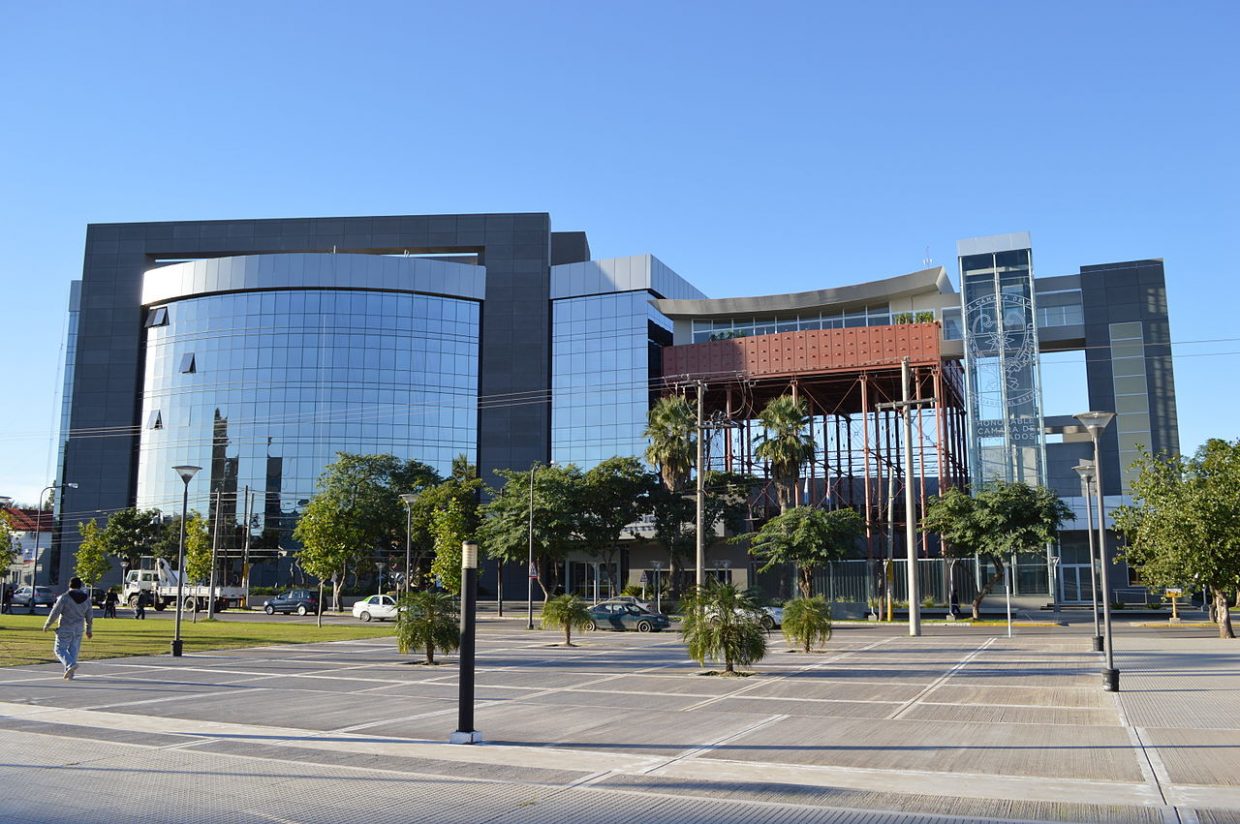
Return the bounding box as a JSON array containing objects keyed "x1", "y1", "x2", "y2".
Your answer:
[{"x1": 886, "y1": 637, "x2": 996, "y2": 720}]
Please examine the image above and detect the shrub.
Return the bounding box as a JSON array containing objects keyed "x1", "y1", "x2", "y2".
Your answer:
[
  {"x1": 680, "y1": 582, "x2": 767, "y2": 674},
  {"x1": 782, "y1": 596, "x2": 833, "y2": 653},
  {"x1": 541, "y1": 594, "x2": 592, "y2": 647},
  {"x1": 921, "y1": 595, "x2": 937, "y2": 609},
  {"x1": 395, "y1": 590, "x2": 459, "y2": 664}
]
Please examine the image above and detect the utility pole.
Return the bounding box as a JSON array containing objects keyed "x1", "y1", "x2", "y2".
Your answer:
[
  {"x1": 877, "y1": 359, "x2": 936, "y2": 637},
  {"x1": 695, "y1": 381, "x2": 706, "y2": 591}
]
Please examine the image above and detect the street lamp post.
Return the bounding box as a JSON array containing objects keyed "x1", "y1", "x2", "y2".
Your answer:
[
  {"x1": 652, "y1": 560, "x2": 663, "y2": 615},
  {"x1": 399, "y1": 493, "x2": 418, "y2": 599},
  {"x1": 1075, "y1": 411, "x2": 1117, "y2": 691},
  {"x1": 171, "y1": 465, "x2": 201, "y2": 658},
  {"x1": 27, "y1": 482, "x2": 77, "y2": 615},
  {"x1": 1073, "y1": 460, "x2": 1104, "y2": 652},
  {"x1": 450, "y1": 541, "x2": 482, "y2": 745}
]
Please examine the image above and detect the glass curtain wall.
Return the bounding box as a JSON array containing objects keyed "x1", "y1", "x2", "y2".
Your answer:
[
  {"x1": 136, "y1": 289, "x2": 479, "y2": 561},
  {"x1": 960, "y1": 248, "x2": 1046, "y2": 487},
  {"x1": 552, "y1": 291, "x2": 672, "y2": 468}
]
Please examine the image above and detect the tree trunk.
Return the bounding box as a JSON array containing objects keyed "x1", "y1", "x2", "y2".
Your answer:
[
  {"x1": 332, "y1": 577, "x2": 345, "y2": 614},
  {"x1": 971, "y1": 555, "x2": 1006, "y2": 620},
  {"x1": 316, "y1": 580, "x2": 324, "y2": 628},
  {"x1": 725, "y1": 653, "x2": 734, "y2": 673},
  {"x1": 1216, "y1": 589, "x2": 1235, "y2": 639},
  {"x1": 565, "y1": 625, "x2": 572, "y2": 647},
  {"x1": 798, "y1": 565, "x2": 813, "y2": 599},
  {"x1": 426, "y1": 642, "x2": 435, "y2": 664}
]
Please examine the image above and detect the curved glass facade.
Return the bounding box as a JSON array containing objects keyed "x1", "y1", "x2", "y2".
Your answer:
[{"x1": 135, "y1": 288, "x2": 479, "y2": 548}]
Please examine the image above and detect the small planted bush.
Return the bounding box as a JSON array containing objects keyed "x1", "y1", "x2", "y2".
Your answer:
[
  {"x1": 396, "y1": 590, "x2": 459, "y2": 664},
  {"x1": 541, "y1": 594, "x2": 592, "y2": 647},
  {"x1": 781, "y1": 596, "x2": 833, "y2": 653},
  {"x1": 680, "y1": 583, "x2": 767, "y2": 674}
]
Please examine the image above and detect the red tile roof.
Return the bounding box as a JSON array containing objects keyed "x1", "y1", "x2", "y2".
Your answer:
[{"x1": 1, "y1": 507, "x2": 52, "y2": 533}]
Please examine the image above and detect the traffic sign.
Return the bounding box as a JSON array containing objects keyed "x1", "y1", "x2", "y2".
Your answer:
[
  {"x1": 528, "y1": 562, "x2": 538, "y2": 579},
  {"x1": 639, "y1": 571, "x2": 648, "y2": 584}
]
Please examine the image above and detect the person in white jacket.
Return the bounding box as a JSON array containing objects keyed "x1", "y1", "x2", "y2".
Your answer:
[{"x1": 42, "y1": 577, "x2": 94, "y2": 680}]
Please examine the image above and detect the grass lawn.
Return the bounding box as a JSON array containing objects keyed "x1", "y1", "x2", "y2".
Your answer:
[{"x1": 0, "y1": 615, "x2": 395, "y2": 667}]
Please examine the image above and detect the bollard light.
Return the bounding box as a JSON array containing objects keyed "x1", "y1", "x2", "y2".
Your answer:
[{"x1": 451, "y1": 541, "x2": 482, "y2": 744}]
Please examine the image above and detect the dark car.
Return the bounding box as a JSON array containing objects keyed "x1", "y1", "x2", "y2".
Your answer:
[
  {"x1": 585, "y1": 601, "x2": 671, "y2": 633},
  {"x1": 12, "y1": 586, "x2": 57, "y2": 608},
  {"x1": 262, "y1": 589, "x2": 320, "y2": 616}
]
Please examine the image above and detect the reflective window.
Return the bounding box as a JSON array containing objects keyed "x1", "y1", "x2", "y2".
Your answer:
[
  {"x1": 135, "y1": 289, "x2": 480, "y2": 551},
  {"x1": 552, "y1": 291, "x2": 667, "y2": 468}
]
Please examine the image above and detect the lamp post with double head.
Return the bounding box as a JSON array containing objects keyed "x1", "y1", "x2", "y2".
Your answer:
[
  {"x1": 1074, "y1": 411, "x2": 1117, "y2": 691},
  {"x1": 1072, "y1": 460, "x2": 1104, "y2": 652},
  {"x1": 399, "y1": 493, "x2": 418, "y2": 598},
  {"x1": 171, "y1": 465, "x2": 201, "y2": 657},
  {"x1": 27, "y1": 481, "x2": 77, "y2": 614}
]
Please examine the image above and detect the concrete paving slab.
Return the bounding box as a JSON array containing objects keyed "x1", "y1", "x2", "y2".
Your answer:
[
  {"x1": 698, "y1": 696, "x2": 900, "y2": 719},
  {"x1": 696, "y1": 714, "x2": 1147, "y2": 781},
  {"x1": 900, "y1": 702, "x2": 1118, "y2": 727},
  {"x1": 924, "y1": 683, "x2": 1112, "y2": 708}
]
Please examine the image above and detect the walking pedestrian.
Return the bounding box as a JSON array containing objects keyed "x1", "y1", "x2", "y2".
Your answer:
[
  {"x1": 103, "y1": 588, "x2": 119, "y2": 619},
  {"x1": 42, "y1": 577, "x2": 93, "y2": 680},
  {"x1": 134, "y1": 589, "x2": 149, "y2": 620}
]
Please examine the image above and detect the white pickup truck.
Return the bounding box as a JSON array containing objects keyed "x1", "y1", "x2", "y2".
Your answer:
[{"x1": 122, "y1": 558, "x2": 246, "y2": 612}]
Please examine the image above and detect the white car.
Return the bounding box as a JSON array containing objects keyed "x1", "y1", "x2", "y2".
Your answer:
[
  {"x1": 761, "y1": 606, "x2": 783, "y2": 630},
  {"x1": 352, "y1": 594, "x2": 399, "y2": 622}
]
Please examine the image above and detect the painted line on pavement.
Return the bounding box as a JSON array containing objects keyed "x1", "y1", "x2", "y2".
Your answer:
[{"x1": 887, "y1": 636, "x2": 996, "y2": 720}]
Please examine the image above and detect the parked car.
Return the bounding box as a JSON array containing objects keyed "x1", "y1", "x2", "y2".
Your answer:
[
  {"x1": 586, "y1": 600, "x2": 671, "y2": 632},
  {"x1": 11, "y1": 586, "x2": 57, "y2": 608},
  {"x1": 761, "y1": 606, "x2": 783, "y2": 630},
  {"x1": 262, "y1": 589, "x2": 319, "y2": 616},
  {"x1": 352, "y1": 594, "x2": 399, "y2": 622}
]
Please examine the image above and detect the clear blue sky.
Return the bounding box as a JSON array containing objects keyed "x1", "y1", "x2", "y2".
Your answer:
[{"x1": 1, "y1": 1, "x2": 1235, "y2": 505}]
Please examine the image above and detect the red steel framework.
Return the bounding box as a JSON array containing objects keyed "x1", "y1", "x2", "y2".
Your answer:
[{"x1": 658, "y1": 323, "x2": 969, "y2": 562}]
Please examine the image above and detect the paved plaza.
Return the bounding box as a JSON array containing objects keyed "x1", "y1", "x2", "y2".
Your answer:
[{"x1": 1, "y1": 620, "x2": 1238, "y2": 823}]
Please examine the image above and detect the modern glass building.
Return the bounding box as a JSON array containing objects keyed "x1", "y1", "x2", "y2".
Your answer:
[
  {"x1": 134, "y1": 254, "x2": 482, "y2": 548},
  {"x1": 50, "y1": 216, "x2": 1178, "y2": 610}
]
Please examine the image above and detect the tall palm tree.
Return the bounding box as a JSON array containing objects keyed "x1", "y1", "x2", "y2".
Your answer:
[
  {"x1": 644, "y1": 394, "x2": 696, "y2": 596},
  {"x1": 754, "y1": 394, "x2": 814, "y2": 512},
  {"x1": 644, "y1": 394, "x2": 695, "y2": 493}
]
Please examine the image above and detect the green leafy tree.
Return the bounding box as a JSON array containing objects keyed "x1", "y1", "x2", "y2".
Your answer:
[
  {"x1": 541, "y1": 594, "x2": 592, "y2": 647},
  {"x1": 754, "y1": 395, "x2": 815, "y2": 513},
  {"x1": 293, "y1": 495, "x2": 366, "y2": 625},
  {"x1": 742, "y1": 506, "x2": 863, "y2": 598},
  {"x1": 644, "y1": 394, "x2": 695, "y2": 494},
  {"x1": 0, "y1": 511, "x2": 18, "y2": 570},
  {"x1": 183, "y1": 512, "x2": 213, "y2": 584},
  {"x1": 102, "y1": 507, "x2": 165, "y2": 565},
  {"x1": 1114, "y1": 439, "x2": 1240, "y2": 639},
  {"x1": 396, "y1": 590, "x2": 460, "y2": 663},
  {"x1": 74, "y1": 520, "x2": 112, "y2": 590},
  {"x1": 680, "y1": 582, "x2": 767, "y2": 674},
  {"x1": 479, "y1": 464, "x2": 582, "y2": 601},
  {"x1": 923, "y1": 482, "x2": 1072, "y2": 620},
  {"x1": 782, "y1": 596, "x2": 833, "y2": 653},
  {"x1": 429, "y1": 499, "x2": 471, "y2": 594},
  {"x1": 408, "y1": 474, "x2": 482, "y2": 588},
  {"x1": 579, "y1": 457, "x2": 650, "y2": 597}
]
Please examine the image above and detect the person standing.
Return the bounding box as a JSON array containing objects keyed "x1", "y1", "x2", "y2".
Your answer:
[
  {"x1": 42, "y1": 577, "x2": 94, "y2": 680},
  {"x1": 103, "y1": 588, "x2": 119, "y2": 619},
  {"x1": 134, "y1": 589, "x2": 149, "y2": 620}
]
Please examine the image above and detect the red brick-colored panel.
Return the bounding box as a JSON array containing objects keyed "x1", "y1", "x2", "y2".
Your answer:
[{"x1": 661, "y1": 323, "x2": 942, "y2": 382}]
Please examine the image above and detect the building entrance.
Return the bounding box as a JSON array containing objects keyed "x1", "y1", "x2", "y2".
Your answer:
[{"x1": 1060, "y1": 563, "x2": 1096, "y2": 604}]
